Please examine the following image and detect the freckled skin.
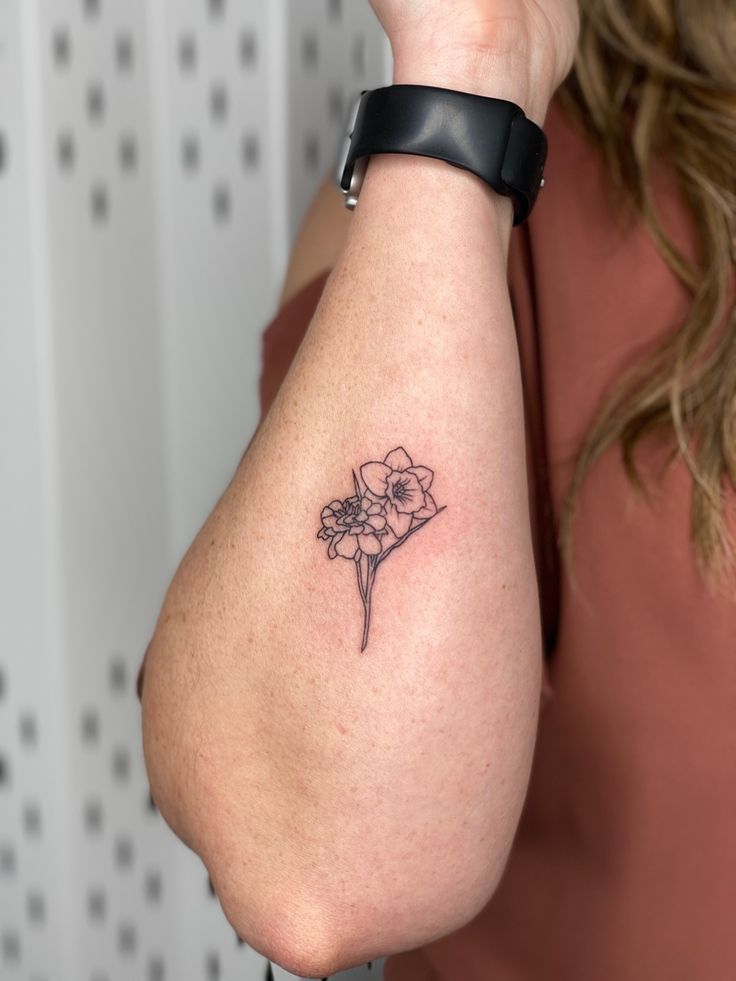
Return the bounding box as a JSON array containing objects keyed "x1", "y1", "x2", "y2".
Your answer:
[{"x1": 141, "y1": 51, "x2": 555, "y2": 964}]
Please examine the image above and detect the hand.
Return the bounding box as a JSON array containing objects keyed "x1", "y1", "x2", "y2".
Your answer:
[{"x1": 369, "y1": 0, "x2": 580, "y2": 123}]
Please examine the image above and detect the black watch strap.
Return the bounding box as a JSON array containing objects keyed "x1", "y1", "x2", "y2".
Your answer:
[{"x1": 338, "y1": 84, "x2": 547, "y2": 225}]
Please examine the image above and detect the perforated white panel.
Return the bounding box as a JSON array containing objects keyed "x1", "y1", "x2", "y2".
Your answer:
[
  {"x1": 285, "y1": 0, "x2": 387, "y2": 241},
  {"x1": 0, "y1": 1, "x2": 391, "y2": 979}
]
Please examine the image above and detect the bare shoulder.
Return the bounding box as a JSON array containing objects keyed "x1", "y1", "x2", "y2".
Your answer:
[{"x1": 278, "y1": 171, "x2": 353, "y2": 309}]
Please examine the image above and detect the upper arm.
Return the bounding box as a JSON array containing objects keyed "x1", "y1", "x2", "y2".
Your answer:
[{"x1": 278, "y1": 170, "x2": 353, "y2": 309}]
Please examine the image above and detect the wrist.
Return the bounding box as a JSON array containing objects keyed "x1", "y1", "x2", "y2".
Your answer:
[
  {"x1": 391, "y1": 49, "x2": 549, "y2": 126},
  {"x1": 360, "y1": 152, "x2": 514, "y2": 258}
]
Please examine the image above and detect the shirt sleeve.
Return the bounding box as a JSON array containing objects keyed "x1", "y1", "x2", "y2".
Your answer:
[
  {"x1": 258, "y1": 270, "x2": 332, "y2": 421},
  {"x1": 507, "y1": 223, "x2": 560, "y2": 671}
]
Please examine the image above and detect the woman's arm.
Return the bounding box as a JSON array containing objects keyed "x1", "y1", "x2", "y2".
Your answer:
[{"x1": 141, "y1": 4, "x2": 579, "y2": 977}]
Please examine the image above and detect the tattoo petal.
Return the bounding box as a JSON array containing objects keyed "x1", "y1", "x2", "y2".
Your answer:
[
  {"x1": 358, "y1": 533, "x2": 382, "y2": 555},
  {"x1": 383, "y1": 447, "x2": 413, "y2": 471},
  {"x1": 335, "y1": 533, "x2": 359, "y2": 559},
  {"x1": 407, "y1": 466, "x2": 434, "y2": 491},
  {"x1": 385, "y1": 503, "x2": 412, "y2": 537},
  {"x1": 386, "y1": 470, "x2": 425, "y2": 513},
  {"x1": 413, "y1": 493, "x2": 437, "y2": 520},
  {"x1": 360, "y1": 462, "x2": 391, "y2": 496}
]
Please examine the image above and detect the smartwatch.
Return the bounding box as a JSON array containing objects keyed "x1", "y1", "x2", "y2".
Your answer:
[{"x1": 336, "y1": 84, "x2": 547, "y2": 225}]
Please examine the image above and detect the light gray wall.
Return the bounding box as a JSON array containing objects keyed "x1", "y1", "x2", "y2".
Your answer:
[{"x1": 0, "y1": 1, "x2": 390, "y2": 978}]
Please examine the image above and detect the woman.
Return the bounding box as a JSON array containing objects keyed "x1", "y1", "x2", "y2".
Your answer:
[{"x1": 138, "y1": 0, "x2": 736, "y2": 977}]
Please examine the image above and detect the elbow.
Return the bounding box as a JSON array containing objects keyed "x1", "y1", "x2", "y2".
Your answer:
[
  {"x1": 205, "y1": 852, "x2": 513, "y2": 980},
  {"x1": 249, "y1": 922, "x2": 348, "y2": 981},
  {"x1": 206, "y1": 859, "x2": 357, "y2": 979},
  {"x1": 253, "y1": 928, "x2": 352, "y2": 980},
  {"x1": 201, "y1": 810, "x2": 518, "y2": 981}
]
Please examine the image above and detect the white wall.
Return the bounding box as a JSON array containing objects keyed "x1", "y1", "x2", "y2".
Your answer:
[{"x1": 0, "y1": 2, "x2": 390, "y2": 979}]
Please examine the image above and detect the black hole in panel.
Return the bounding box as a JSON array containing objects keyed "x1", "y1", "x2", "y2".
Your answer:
[
  {"x1": 109, "y1": 655, "x2": 127, "y2": 692},
  {"x1": 114, "y1": 835, "x2": 134, "y2": 869},
  {"x1": 241, "y1": 132, "x2": 259, "y2": 170},
  {"x1": 147, "y1": 955, "x2": 165, "y2": 981},
  {"x1": 1, "y1": 930, "x2": 21, "y2": 963},
  {"x1": 213, "y1": 184, "x2": 230, "y2": 222},
  {"x1": 264, "y1": 962, "x2": 274, "y2": 981},
  {"x1": 115, "y1": 33, "x2": 134, "y2": 72},
  {"x1": 86, "y1": 82, "x2": 105, "y2": 123},
  {"x1": 118, "y1": 922, "x2": 137, "y2": 956},
  {"x1": 91, "y1": 184, "x2": 109, "y2": 223},
  {"x1": 208, "y1": 0, "x2": 225, "y2": 19},
  {"x1": 52, "y1": 28, "x2": 71, "y2": 68},
  {"x1": 111, "y1": 746, "x2": 130, "y2": 782},
  {"x1": 23, "y1": 802, "x2": 41, "y2": 837},
  {"x1": 57, "y1": 132, "x2": 75, "y2": 172},
  {"x1": 84, "y1": 798, "x2": 104, "y2": 833},
  {"x1": 83, "y1": 0, "x2": 101, "y2": 19},
  {"x1": 209, "y1": 84, "x2": 228, "y2": 122},
  {"x1": 81, "y1": 707, "x2": 99, "y2": 744},
  {"x1": 87, "y1": 886, "x2": 106, "y2": 921},
  {"x1": 19, "y1": 711, "x2": 38, "y2": 747},
  {"x1": 0, "y1": 844, "x2": 16, "y2": 876},
  {"x1": 205, "y1": 952, "x2": 220, "y2": 981},
  {"x1": 119, "y1": 134, "x2": 138, "y2": 174},
  {"x1": 181, "y1": 135, "x2": 200, "y2": 173},
  {"x1": 144, "y1": 869, "x2": 162, "y2": 903},
  {"x1": 302, "y1": 33, "x2": 319, "y2": 70},
  {"x1": 352, "y1": 35, "x2": 366, "y2": 77},
  {"x1": 303, "y1": 134, "x2": 320, "y2": 172},
  {"x1": 327, "y1": 0, "x2": 342, "y2": 20},
  {"x1": 328, "y1": 85, "x2": 344, "y2": 124},
  {"x1": 178, "y1": 35, "x2": 197, "y2": 73},
  {"x1": 239, "y1": 30, "x2": 256, "y2": 67},
  {"x1": 27, "y1": 890, "x2": 46, "y2": 925}
]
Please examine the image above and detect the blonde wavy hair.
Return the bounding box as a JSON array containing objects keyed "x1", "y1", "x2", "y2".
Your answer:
[{"x1": 555, "y1": 0, "x2": 736, "y2": 593}]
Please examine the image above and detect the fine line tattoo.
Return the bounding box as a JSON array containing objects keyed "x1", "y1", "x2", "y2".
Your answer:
[{"x1": 317, "y1": 446, "x2": 447, "y2": 651}]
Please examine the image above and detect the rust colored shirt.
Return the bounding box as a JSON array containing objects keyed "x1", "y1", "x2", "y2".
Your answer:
[{"x1": 138, "y1": 97, "x2": 736, "y2": 979}]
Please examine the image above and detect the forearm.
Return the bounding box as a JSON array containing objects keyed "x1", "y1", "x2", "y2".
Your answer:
[{"x1": 142, "y1": 90, "x2": 548, "y2": 981}]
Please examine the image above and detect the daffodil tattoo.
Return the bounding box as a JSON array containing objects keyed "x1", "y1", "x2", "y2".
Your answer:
[{"x1": 318, "y1": 447, "x2": 446, "y2": 651}]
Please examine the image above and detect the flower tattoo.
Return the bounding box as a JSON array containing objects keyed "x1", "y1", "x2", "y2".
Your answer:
[{"x1": 318, "y1": 446, "x2": 446, "y2": 651}]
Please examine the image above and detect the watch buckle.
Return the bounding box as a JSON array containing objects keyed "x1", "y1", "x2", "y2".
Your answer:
[{"x1": 343, "y1": 156, "x2": 368, "y2": 210}]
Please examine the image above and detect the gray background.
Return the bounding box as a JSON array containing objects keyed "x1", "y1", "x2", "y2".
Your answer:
[{"x1": 0, "y1": 0, "x2": 391, "y2": 978}]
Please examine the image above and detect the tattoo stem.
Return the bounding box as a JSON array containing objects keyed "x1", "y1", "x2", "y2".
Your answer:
[
  {"x1": 357, "y1": 508, "x2": 447, "y2": 651},
  {"x1": 360, "y1": 557, "x2": 377, "y2": 652}
]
